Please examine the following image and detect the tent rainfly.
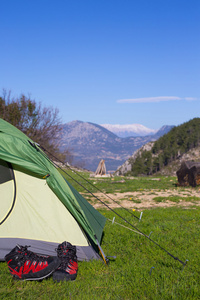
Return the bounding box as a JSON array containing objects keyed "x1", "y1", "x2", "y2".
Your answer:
[{"x1": 0, "y1": 119, "x2": 106, "y2": 261}]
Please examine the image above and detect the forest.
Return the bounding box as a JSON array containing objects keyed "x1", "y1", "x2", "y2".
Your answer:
[{"x1": 129, "y1": 118, "x2": 200, "y2": 176}]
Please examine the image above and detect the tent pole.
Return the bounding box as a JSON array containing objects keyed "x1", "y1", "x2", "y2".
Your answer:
[{"x1": 95, "y1": 236, "x2": 109, "y2": 265}]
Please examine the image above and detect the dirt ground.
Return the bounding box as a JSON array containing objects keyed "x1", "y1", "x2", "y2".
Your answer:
[{"x1": 88, "y1": 189, "x2": 200, "y2": 210}]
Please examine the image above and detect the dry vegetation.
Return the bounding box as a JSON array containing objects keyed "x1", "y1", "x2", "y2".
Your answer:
[{"x1": 91, "y1": 188, "x2": 200, "y2": 209}]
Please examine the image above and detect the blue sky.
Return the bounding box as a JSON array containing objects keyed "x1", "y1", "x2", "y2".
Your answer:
[{"x1": 1, "y1": 0, "x2": 199, "y2": 130}]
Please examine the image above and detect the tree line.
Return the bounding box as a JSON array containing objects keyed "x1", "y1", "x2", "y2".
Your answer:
[
  {"x1": 128, "y1": 118, "x2": 200, "y2": 176},
  {"x1": 0, "y1": 90, "x2": 72, "y2": 163}
]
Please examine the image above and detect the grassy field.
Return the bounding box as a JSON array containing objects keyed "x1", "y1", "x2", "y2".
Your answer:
[{"x1": 0, "y1": 173, "x2": 200, "y2": 299}]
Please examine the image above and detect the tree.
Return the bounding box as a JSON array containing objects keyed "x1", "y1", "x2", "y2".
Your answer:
[{"x1": 0, "y1": 90, "x2": 71, "y2": 162}]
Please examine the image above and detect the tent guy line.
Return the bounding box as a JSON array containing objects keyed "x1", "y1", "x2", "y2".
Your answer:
[
  {"x1": 41, "y1": 146, "x2": 140, "y2": 221},
  {"x1": 40, "y1": 146, "x2": 187, "y2": 267}
]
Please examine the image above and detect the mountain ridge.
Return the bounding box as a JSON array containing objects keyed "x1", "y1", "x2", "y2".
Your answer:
[{"x1": 59, "y1": 120, "x2": 174, "y2": 172}]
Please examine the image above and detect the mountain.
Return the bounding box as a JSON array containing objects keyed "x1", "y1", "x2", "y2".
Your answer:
[
  {"x1": 100, "y1": 124, "x2": 157, "y2": 137},
  {"x1": 59, "y1": 120, "x2": 174, "y2": 172},
  {"x1": 152, "y1": 125, "x2": 175, "y2": 139},
  {"x1": 115, "y1": 118, "x2": 200, "y2": 176}
]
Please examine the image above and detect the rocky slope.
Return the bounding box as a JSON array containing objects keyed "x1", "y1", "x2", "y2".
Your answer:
[
  {"x1": 115, "y1": 142, "x2": 200, "y2": 176},
  {"x1": 158, "y1": 146, "x2": 200, "y2": 176}
]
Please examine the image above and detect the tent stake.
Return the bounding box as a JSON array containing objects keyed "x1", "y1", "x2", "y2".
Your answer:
[
  {"x1": 148, "y1": 231, "x2": 153, "y2": 238},
  {"x1": 149, "y1": 266, "x2": 155, "y2": 275},
  {"x1": 182, "y1": 259, "x2": 188, "y2": 271}
]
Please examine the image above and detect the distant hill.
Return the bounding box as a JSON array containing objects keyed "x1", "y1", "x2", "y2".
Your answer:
[
  {"x1": 59, "y1": 120, "x2": 174, "y2": 172},
  {"x1": 115, "y1": 118, "x2": 200, "y2": 176}
]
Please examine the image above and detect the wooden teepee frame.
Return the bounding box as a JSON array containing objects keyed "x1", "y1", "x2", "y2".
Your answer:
[{"x1": 95, "y1": 159, "x2": 106, "y2": 175}]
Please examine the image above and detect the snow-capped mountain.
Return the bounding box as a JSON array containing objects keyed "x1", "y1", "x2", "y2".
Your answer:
[{"x1": 101, "y1": 124, "x2": 157, "y2": 137}]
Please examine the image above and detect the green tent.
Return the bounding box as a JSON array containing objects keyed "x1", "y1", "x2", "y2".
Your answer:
[{"x1": 0, "y1": 119, "x2": 106, "y2": 261}]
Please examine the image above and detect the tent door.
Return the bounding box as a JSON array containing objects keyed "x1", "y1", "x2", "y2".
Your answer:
[{"x1": 0, "y1": 160, "x2": 16, "y2": 225}]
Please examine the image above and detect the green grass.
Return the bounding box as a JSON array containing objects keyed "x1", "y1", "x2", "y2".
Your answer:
[
  {"x1": 59, "y1": 168, "x2": 181, "y2": 194},
  {"x1": 1, "y1": 173, "x2": 200, "y2": 299},
  {"x1": 1, "y1": 206, "x2": 199, "y2": 299}
]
